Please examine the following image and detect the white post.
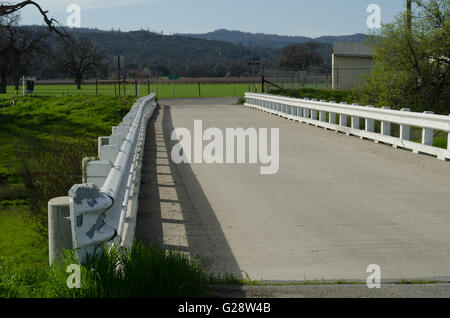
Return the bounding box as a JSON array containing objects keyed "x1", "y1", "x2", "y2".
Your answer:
[
  {"x1": 319, "y1": 100, "x2": 327, "y2": 122},
  {"x1": 329, "y1": 101, "x2": 337, "y2": 128},
  {"x1": 303, "y1": 107, "x2": 310, "y2": 119},
  {"x1": 381, "y1": 106, "x2": 391, "y2": 136},
  {"x1": 400, "y1": 108, "x2": 411, "y2": 141},
  {"x1": 22, "y1": 76, "x2": 25, "y2": 96},
  {"x1": 340, "y1": 102, "x2": 348, "y2": 132},
  {"x1": 351, "y1": 104, "x2": 360, "y2": 130},
  {"x1": 319, "y1": 111, "x2": 326, "y2": 122},
  {"x1": 422, "y1": 111, "x2": 434, "y2": 146},
  {"x1": 364, "y1": 105, "x2": 375, "y2": 140},
  {"x1": 48, "y1": 197, "x2": 73, "y2": 265}
]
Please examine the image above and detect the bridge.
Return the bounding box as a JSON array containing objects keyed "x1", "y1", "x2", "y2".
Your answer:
[{"x1": 49, "y1": 94, "x2": 450, "y2": 295}]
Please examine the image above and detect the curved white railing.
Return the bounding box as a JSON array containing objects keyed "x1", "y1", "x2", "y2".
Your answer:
[
  {"x1": 68, "y1": 93, "x2": 157, "y2": 260},
  {"x1": 245, "y1": 93, "x2": 450, "y2": 161}
]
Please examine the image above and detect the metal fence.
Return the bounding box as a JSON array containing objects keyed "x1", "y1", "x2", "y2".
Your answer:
[{"x1": 263, "y1": 68, "x2": 331, "y2": 91}]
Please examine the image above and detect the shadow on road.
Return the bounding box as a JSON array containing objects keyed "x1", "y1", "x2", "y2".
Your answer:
[{"x1": 136, "y1": 104, "x2": 244, "y2": 296}]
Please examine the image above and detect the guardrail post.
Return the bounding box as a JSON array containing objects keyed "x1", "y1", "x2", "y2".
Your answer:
[
  {"x1": 351, "y1": 104, "x2": 360, "y2": 130},
  {"x1": 48, "y1": 197, "x2": 73, "y2": 265},
  {"x1": 329, "y1": 101, "x2": 337, "y2": 128},
  {"x1": 381, "y1": 106, "x2": 391, "y2": 136},
  {"x1": 311, "y1": 99, "x2": 318, "y2": 121},
  {"x1": 364, "y1": 105, "x2": 375, "y2": 139},
  {"x1": 86, "y1": 160, "x2": 113, "y2": 188},
  {"x1": 319, "y1": 100, "x2": 327, "y2": 122},
  {"x1": 339, "y1": 102, "x2": 348, "y2": 134},
  {"x1": 422, "y1": 111, "x2": 434, "y2": 146},
  {"x1": 82, "y1": 157, "x2": 97, "y2": 183},
  {"x1": 303, "y1": 107, "x2": 310, "y2": 120},
  {"x1": 400, "y1": 108, "x2": 411, "y2": 145}
]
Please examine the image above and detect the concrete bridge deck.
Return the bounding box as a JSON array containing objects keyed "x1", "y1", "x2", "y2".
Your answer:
[{"x1": 136, "y1": 97, "x2": 450, "y2": 283}]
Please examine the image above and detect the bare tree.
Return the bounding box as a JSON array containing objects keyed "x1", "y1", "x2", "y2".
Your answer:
[
  {"x1": 55, "y1": 36, "x2": 105, "y2": 90},
  {"x1": 0, "y1": 14, "x2": 49, "y2": 93},
  {"x1": 0, "y1": 1, "x2": 66, "y2": 37}
]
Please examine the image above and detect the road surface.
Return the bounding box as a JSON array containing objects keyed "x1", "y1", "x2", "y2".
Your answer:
[{"x1": 136, "y1": 97, "x2": 450, "y2": 285}]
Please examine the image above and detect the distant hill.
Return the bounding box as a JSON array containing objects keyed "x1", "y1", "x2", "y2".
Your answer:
[
  {"x1": 178, "y1": 29, "x2": 368, "y2": 48},
  {"x1": 23, "y1": 26, "x2": 281, "y2": 79},
  {"x1": 21, "y1": 27, "x2": 363, "y2": 80}
]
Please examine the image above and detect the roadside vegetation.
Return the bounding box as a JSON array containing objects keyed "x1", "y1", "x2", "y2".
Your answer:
[
  {"x1": 0, "y1": 242, "x2": 209, "y2": 298},
  {"x1": 0, "y1": 95, "x2": 135, "y2": 279},
  {"x1": 358, "y1": 0, "x2": 448, "y2": 115},
  {"x1": 0, "y1": 94, "x2": 222, "y2": 298}
]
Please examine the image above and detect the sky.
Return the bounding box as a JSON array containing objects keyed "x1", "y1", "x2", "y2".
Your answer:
[{"x1": 17, "y1": 0, "x2": 406, "y2": 37}]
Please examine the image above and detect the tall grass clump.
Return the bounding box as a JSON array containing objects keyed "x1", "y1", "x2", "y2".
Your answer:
[
  {"x1": 45, "y1": 242, "x2": 208, "y2": 298},
  {"x1": 1, "y1": 242, "x2": 209, "y2": 298},
  {"x1": 17, "y1": 136, "x2": 96, "y2": 230}
]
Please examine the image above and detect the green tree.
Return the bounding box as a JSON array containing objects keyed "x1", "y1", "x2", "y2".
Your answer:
[
  {"x1": 358, "y1": 0, "x2": 449, "y2": 114},
  {"x1": 277, "y1": 42, "x2": 323, "y2": 70}
]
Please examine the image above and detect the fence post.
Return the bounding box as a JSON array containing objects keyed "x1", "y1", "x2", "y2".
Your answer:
[
  {"x1": 422, "y1": 111, "x2": 435, "y2": 146},
  {"x1": 329, "y1": 101, "x2": 337, "y2": 127},
  {"x1": 303, "y1": 98, "x2": 310, "y2": 120},
  {"x1": 376, "y1": 106, "x2": 391, "y2": 143},
  {"x1": 48, "y1": 197, "x2": 73, "y2": 265},
  {"x1": 319, "y1": 100, "x2": 327, "y2": 122},
  {"x1": 339, "y1": 102, "x2": 348, "y2": 134},
  {"x1": 365, "y1": 105, "x2": 375, "y2": 139},
  {"x1": 351, "y1": 104, "x2": 360, "y2": 130},
  {"x1": 311, "y1": 99, "x2": 318, "y2": 122},
  {"x1": 400, "y1": 108, "x2": 411, "y2": 141}
]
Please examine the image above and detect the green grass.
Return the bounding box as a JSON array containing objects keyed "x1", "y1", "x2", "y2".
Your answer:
[
  {"x1": 0, "y1": 242, "x2": 210, "y2": 298},
  {"x1": 1, "y1": 83, "x2": 258, "y2": 99},
  {"x1": 0, "y1": 95, "x2": 137, "y2": 279},
  {"x1": 0, "y1": 208, "x2": 48, "y2": 269},
  {"x1": 0, "y1": 95, "x2": 135, "y2": 175}
]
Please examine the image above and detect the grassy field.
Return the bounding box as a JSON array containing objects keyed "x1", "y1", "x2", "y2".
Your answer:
[
  {"x1": 0, "y1": 95, "x2": 136, "y2": 272},
  {"x1": 2, "y1": 83, "x2": 259, "y2": 99}
]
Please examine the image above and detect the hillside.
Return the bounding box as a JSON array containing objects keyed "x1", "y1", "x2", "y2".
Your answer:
[
  {"x1": 178, "y1": 29, "x2": 368, "y2": 48},
  {"x1": 20, "y1": 27, "x2": 363, "y2": 80},
  {"x1": 24, "y1": 27, "x2": 281, "y2": 79}
]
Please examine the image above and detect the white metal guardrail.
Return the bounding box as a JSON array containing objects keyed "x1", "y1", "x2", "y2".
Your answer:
[
  {"x1": 49, "y1": 93, "x2": 158, "y2": 262},
  {"x1": 245, "y1": 93, "x2": 450, "y2": 161}
]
